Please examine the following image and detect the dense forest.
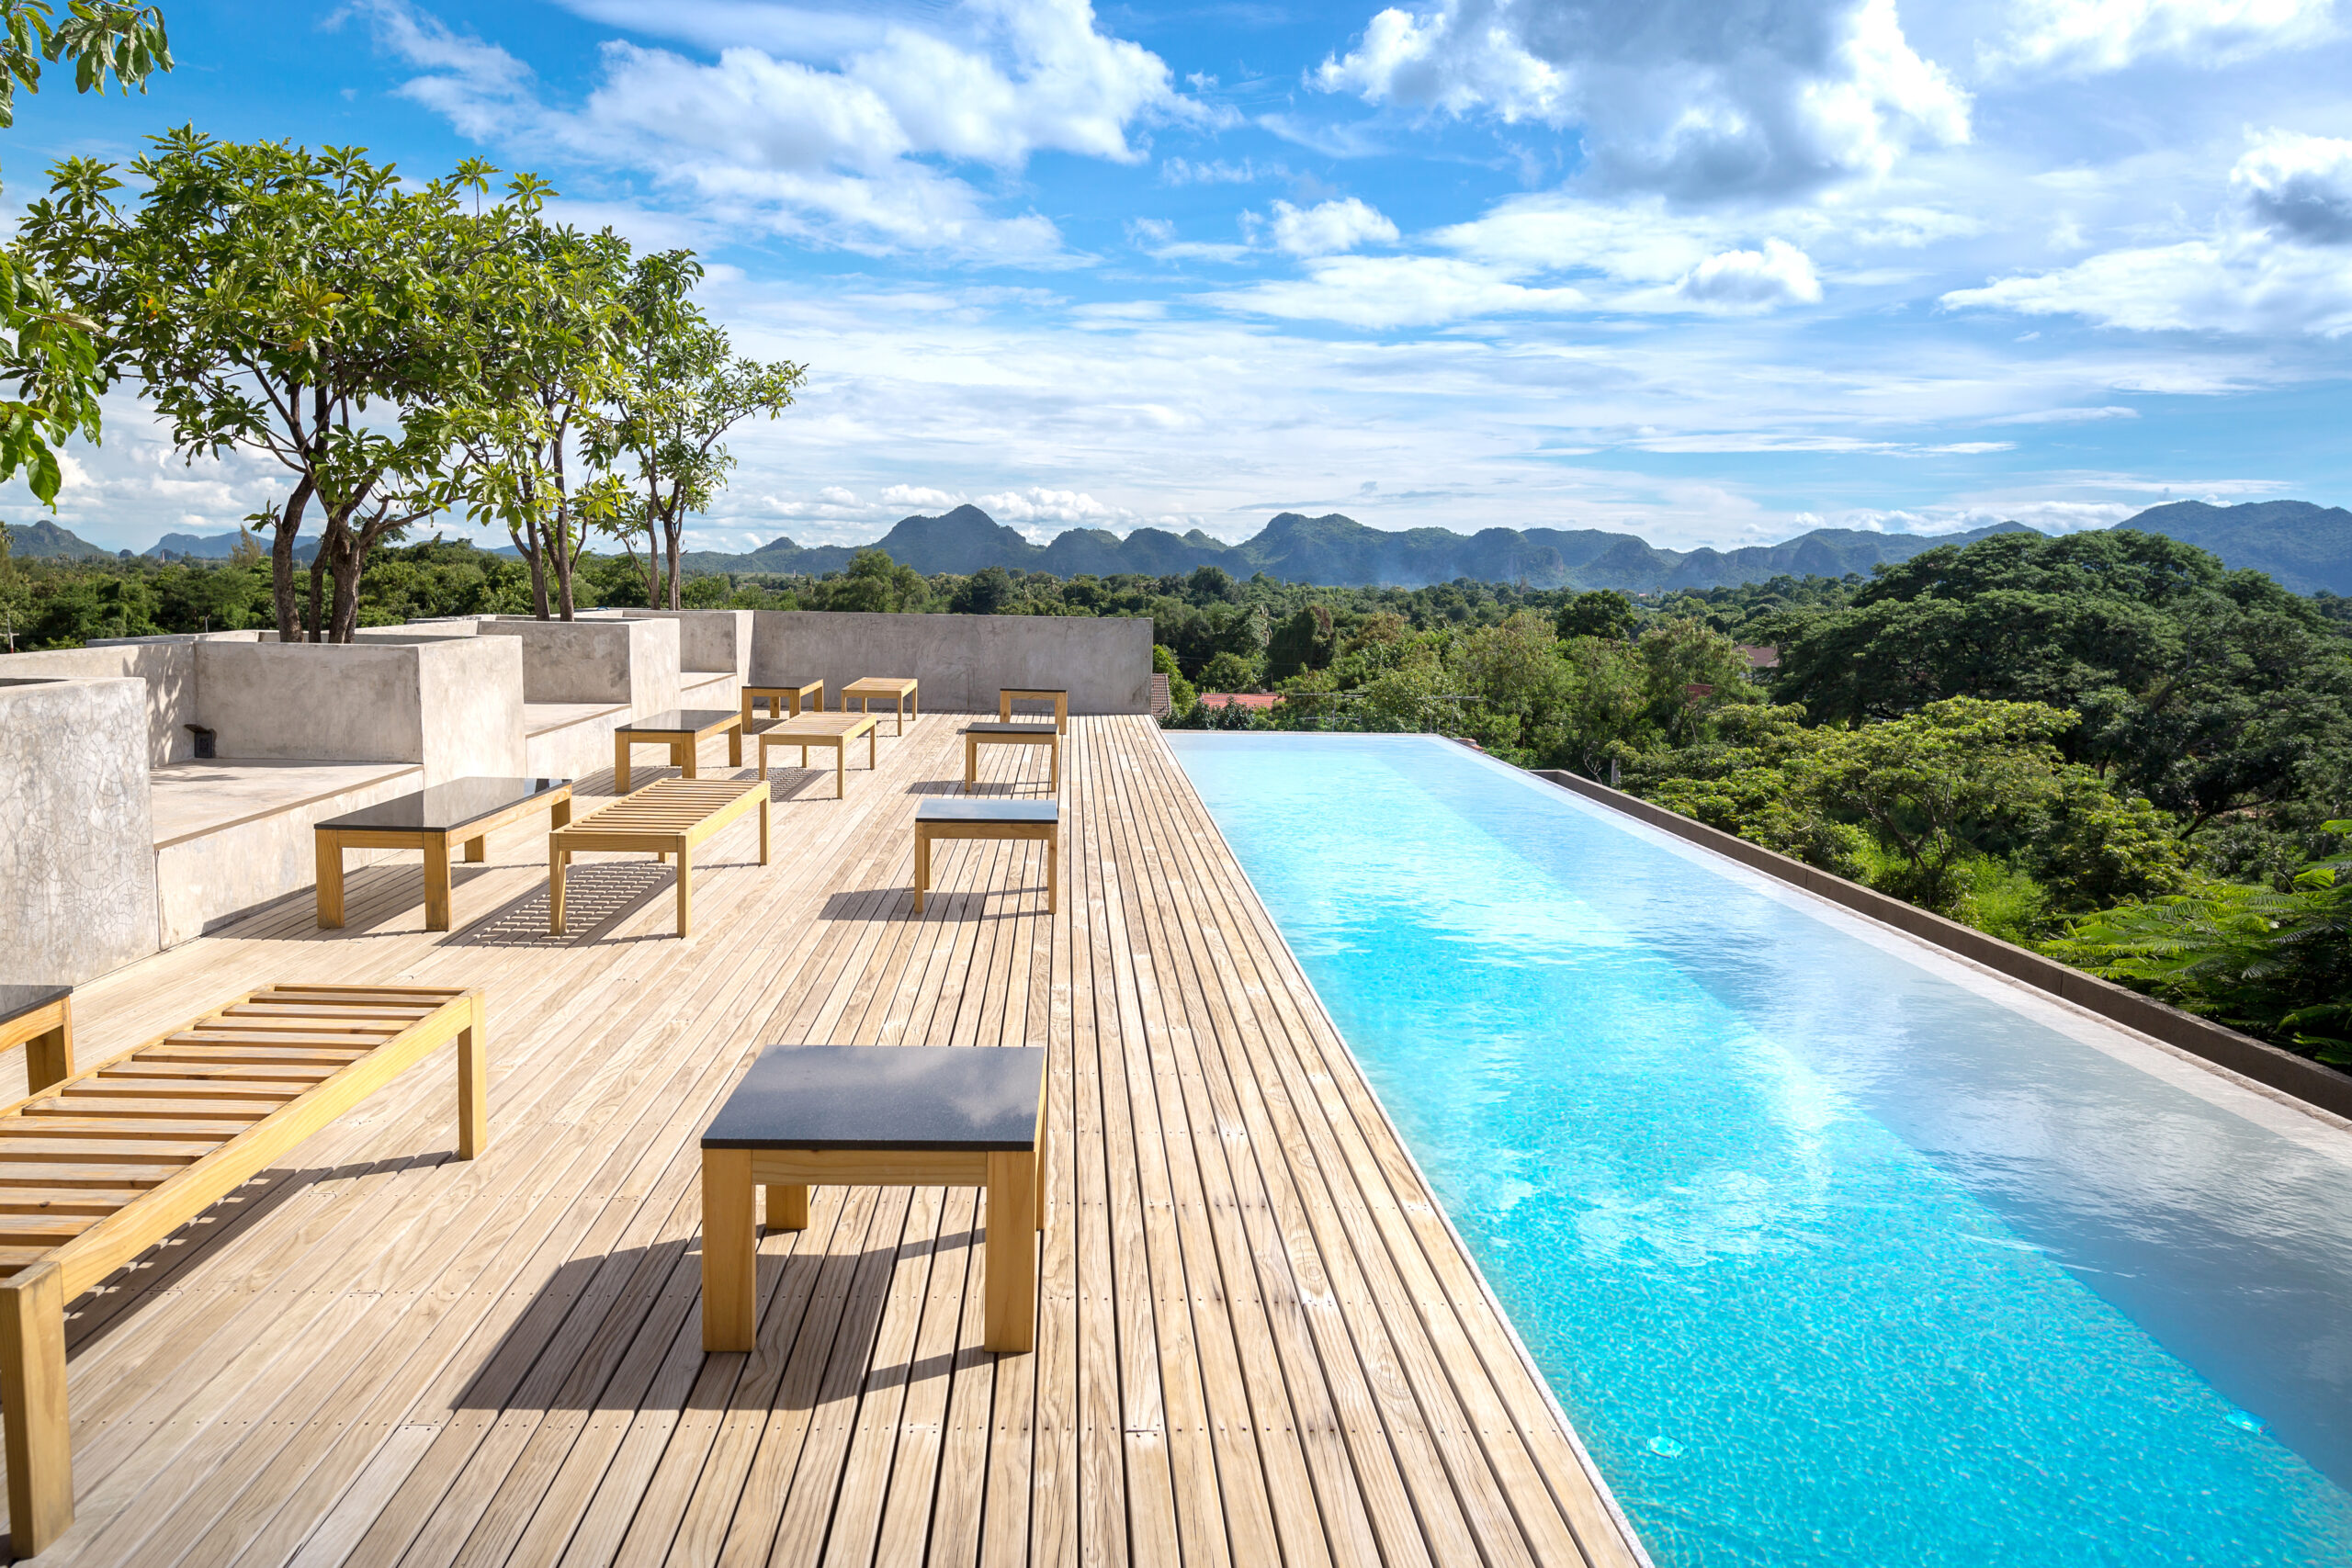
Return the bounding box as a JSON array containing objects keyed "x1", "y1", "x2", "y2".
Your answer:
[{"x1": 5, "y1": 523, "x2": 2348, "y2": 1068}]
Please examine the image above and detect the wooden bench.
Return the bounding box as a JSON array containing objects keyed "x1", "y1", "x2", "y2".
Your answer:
[
  {"x1": 911, "y1": 798, "x2": 1058, "y2": 915},
  {"x1": 314, "y1": 776, "x2": 573, "y2": 931},
  {"x1": 0, "y1": 983, "x2": 487, "y2": 1555},
  {"x1": 962, "y1": 721, "x2": 1060, "y2": 790},
  {"x1": 548, "y1": 777, "x2": 771, "y2": 940},
  {"x1": 998, "y1": 687, "x2": 1069, "y2": 733},
  {"x1": 700, "y1": 1045, "x2": 1044, "y2": 1355},
  {"x1": 752, "y1": 712, "x2": 877, "y2": 800},
  {"x1": 741, "y1": 679, "x2": 824, "y2": 731},
  {"x1": 0, "y1": 988, "x2": 72, "y2": 1104},
  {"x1": 612, "y1": 708, "x2": 744, "y2": 794},
  {"x1": 838, "y1": 677, "x2": 918, "y2": 736}
]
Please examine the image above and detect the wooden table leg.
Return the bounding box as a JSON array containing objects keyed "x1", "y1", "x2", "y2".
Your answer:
[
  {"x1": 965, "y1": 733, "x2": 978, "y2": 787},
  {"x1": 1048, "y1": 836, "x2": 1058, "y2": 914},
  {"x1": 548, "y1": 845, "x2": 568, "y2": 934},
  {"x1": 0, "y1": 1259, "x2": 73, "y2": 1554},
  {"x1": 834, "y1": 742, "x2": 845, "y2": 800},
  {"x1": 464, "y1": 834, "x2": 487, "y2": 863},
  {"x1": 728, "y1": 724, "x2": 742, "y2": 767},
  {"x1": 314, "y1": 831, "x2": 346, "y2": 929},
  {"x1": 22, "y1": 1001, "x2": 72, "y2": 1096},
  {"x1": 763, "y1": 1184, "x2": 808, "y2": 1231},
  {"x1": 457, "y1": 992, "x2": 489, "y2": 1160},
  {"x1": 866, "y1": 728, "x2": 876, "y2": 771},
  {"x1": 984, "y1": 1150, "x2": 1036, "y2": 1352},
  {"x1": 999, "y1": 691, "x2": 1012, "y2": 722},
  {"x1": 1050, "y1": 736, "x2": 1061, "y2": 791},
  {"x1": 423, "y1": 835, "x2": 453, "y2": 931},
  {"x1": 614, "y1": 735, "x2": 631, "y2": 795},
  {"x1": 551, "y1": 796, "x2": 571, "y2": 830},
  {"x1": 1057, "y1": 694, "x2": 1067, "y2": 734},
  {"x1": 758, "y1": 795, "x2": 771, "y2": 863},
  {"x1": 913, "y1": 827, "x2": 930, "y2": 912},
  {"x1": 674, "y1": 843, "x2": 694, "y2": 937},
  {"x1": 676, "y1": 739, "x2": 696, "y2": 780},
  {"x1": 701, "y1": 1149, "x2": 756, "y2": 1351}
]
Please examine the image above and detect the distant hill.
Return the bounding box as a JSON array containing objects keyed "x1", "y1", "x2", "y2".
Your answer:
[
  {"x1": 680, "y1": 502, "x2": 2041, "y2": 592},
  {"x1": 2115, "y1": 499, "x2": 2352, "y2": 594},
  {"x1": 2, "y1": 519, "x2": 116, "y2": 560},
  {"x1": 144, "y1": 527, "x2": 319, "y2": 563}
]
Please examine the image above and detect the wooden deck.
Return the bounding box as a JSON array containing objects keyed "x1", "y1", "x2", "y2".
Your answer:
[{"x1": 1, "y1": 715, "x2": 1645, "y2": 1568}]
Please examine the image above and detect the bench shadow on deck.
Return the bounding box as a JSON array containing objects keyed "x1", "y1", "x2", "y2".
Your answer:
[{"x1": 3, "y1": 714, "x2": 1645, "y2": 1568}]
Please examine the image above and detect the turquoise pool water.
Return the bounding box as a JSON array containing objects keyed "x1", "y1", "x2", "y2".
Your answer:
[{"x1": 1166, "y1": 733, "x2": 2352, "y2": 1567}]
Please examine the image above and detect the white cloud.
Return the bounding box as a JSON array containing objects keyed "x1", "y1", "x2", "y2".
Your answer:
[
  {"x1": 975, "y1": 487, "x2": 1130, "y2": 524},
  {"x1": 1986, "y1": 0, "x2": 2336, "y2": 77},
  {"x1": 1315, "y1": 0, "x2": 1970, "y2": 200},
  {"x1": 1267, "y1": 197, "x2": 1400, "y2": 256},
  {"x1": 1161, "y1": 155, "x2": 1286, "y2": 185},
  {"x1": 1675, "y1": 239, "x2": 1824, "y2": 309},
  {"x1": 1208, "y1": 254, "x2": 1589, "y2": 327},
  {"x1": 2233, "y1": 130, "x2": 2352, "y2": 244},
  {"x1": 1941, "y1": 131, "x2": 2352, "y2": 335},
  {"x1": 880, "y1": 484, "x2": 963, "y2": 510},
  {"x1": 356, "y1": 0, "x2": 1214, "y2": 261}
]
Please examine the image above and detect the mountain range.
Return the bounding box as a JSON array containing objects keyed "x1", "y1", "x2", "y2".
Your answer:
[{"x1": 10, "y1": 497, "x2": 2350, "y2": 595}]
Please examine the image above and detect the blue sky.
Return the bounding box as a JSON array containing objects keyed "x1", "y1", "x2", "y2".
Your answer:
[{"x1": 8, "y1": 0, "x2": 2352, "y2": 555}]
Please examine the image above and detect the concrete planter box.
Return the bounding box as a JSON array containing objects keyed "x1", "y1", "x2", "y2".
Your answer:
[
  {"x1": 751, "y1": 611, "x2": 1152, "y2": 713},
  {"x1": 193, "y1": 637, "x2": 526, "y2": 783},
  {"x1": 477, "y1": 616, "x2": 681, "y2": 715}
]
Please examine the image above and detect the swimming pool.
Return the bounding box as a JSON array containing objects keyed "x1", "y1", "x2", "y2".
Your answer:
[{"x1": 1166, "y1": 732, "x2": 2352, "y2": 1568}]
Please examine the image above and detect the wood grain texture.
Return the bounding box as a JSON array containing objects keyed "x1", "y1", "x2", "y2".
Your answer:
[{"x1": 0, "y1": 714, "x2": 1642, "y2": 1568}]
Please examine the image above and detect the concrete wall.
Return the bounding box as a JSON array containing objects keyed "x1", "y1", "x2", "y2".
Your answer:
[
  {"x1": 0, "y1": 678, "x2": 160, "y2": 984},
  {"x1": 478, "y1": 617, "x2": 681, "y2": 716},
  {"x1": 192, "y1": 638, "x2": 526, "y2": 781},
  {"x1": 750, "y1": 612, "x2": 1153, "y2": 713},
  {"x1": 2, "y1": 641, "x2": 197, "y2": 763},
  {"x1": 624, "y1": 610, "x2": 752, "y2": 681},
  {"x1": 154, "y1": 763, "x2": 422, "y2": 947}
]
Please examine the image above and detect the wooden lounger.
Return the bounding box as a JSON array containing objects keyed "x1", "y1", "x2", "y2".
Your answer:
[
  {"x1": 0, "y1": 984, "x2": 488, "y2": 1556},
  {"x1": 548, "y1": 777, "x2": 771, "y2": 939}
]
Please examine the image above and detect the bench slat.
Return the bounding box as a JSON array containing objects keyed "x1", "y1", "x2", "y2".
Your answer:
[
  {"x1": 0, "y1": 1190, "x2": 152, "y2": 1214},
  {"x1": 0, "y1": 1165, "x2": 172, "y2": 1190},
  {"x1": 0, "y1": 1119, "x2": 255, "y2": 1141},
  {"x1": 27, "y1": 1099, "x2": 284, "y2": 1120},
  {"x1": 0, "y1": 1142, "x2": 214, "y2": 1163}
]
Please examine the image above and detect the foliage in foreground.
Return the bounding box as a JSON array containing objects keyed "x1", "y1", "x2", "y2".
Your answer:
[{"x1": 2047, "y1": 832, "x2": 2352, "y2": 1066}]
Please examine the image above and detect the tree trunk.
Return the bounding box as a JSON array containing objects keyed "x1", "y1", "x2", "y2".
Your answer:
[
  {"x1": 548, "y1": 434, "x2": 576, "y2": 621},
  {"x1": 665, "y1": 517, "x2": 684, "y2": 611},
  {"x1": 270, "y1": 476, "x2": 314, "y2": 642},
  {"x1": 514, "y1": 515, "x2": 548, "y2": 619},
  {"x1": 306, "y1": 548, "x2": 328, "y2": 644},
  {"x1": 644, "y1": 515, "x2": 662, "y2": 609}
]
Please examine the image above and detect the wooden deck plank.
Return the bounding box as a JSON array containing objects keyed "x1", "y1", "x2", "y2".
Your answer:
[{"x1": 5, "y1": 715, "x2": 1643, "y2": 1568}]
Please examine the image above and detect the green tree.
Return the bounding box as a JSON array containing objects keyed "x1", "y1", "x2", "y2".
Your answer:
[
  {"x1": 949, "y1": 564, "x2": 1015, "y2": 615},
  {"x1": 1555, "y1": 588, "x2": 1634, "y2": 641},
  {"x1": 447, "y1": 222, "x2": 636, "y2": 619},
  {"x1": 2049, "y1": 830, "x2": 2352, "y2": 1065},
  {"x1": 591, "y1": 254, "x2": 804, "y2": 608},
  {"x1": 1264, "y1": 603, "x2": 1335, "y2": 683},
  {"x1": 1772, "y1": 530, "x2": 2352, "y2": 834},
  {"x1": 23, "y1": 132, "x2": 553, "y2": 639},
  {"x1": 1151, "y1": 642, "x2": 1195, "y2": 717},
  {"x1": 0, "y1": 1, "x2": 171, "y2": 507},
  {"x1": 1198, "y1": 649, "x2": 1261, "y2": 693}
]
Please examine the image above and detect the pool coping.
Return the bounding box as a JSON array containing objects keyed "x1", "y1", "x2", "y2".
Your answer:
[
  {"x1": 1161, "y1": 731, "x2": 1663, "y2": 1568},
  {"x1": 1530, "y1": 764, "x2": 2352, "y2": 1124}
]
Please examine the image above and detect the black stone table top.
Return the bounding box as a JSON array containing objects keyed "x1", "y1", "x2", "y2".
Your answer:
[
  {"x1": 0, "y1": 985, "x2": 70, "y2": 1025},
  {"x1": 746, "y1": 677, "x2": 823, "y2": 690},
  {"x1": 1000, "y1": 686, "x2": 1068, "y2": 694},
  {"x1": 915, "y1": 798, "x2": 1059, "y2": 824},
  {"x1": 962, "y1": 722, "x2": 1058, "y2": 736},
  {"x1": 318, "y1": 777, "x2": 571, "y2": 835},
  {"x1": 702, "y1": 1045, "x2": 1046, "y2": 1151},
  {"x1": 616, "y1": 708, "x2": 741, "y2": 736}
]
